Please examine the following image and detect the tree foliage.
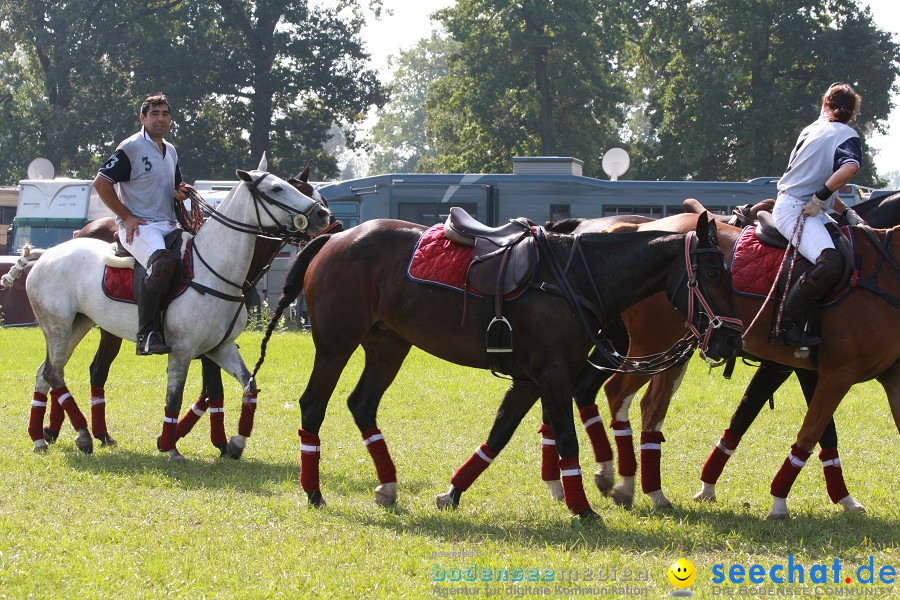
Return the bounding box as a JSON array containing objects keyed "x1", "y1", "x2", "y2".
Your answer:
[
  {"x1": 0, "y1": 0, "x2": 385, "y2": 183},
  {"x1": 629, "y1": 0, "x2": 900, "y2": 185},
  {"x1": 424, "y1": 0, "x2": 635, "y2": 176}
]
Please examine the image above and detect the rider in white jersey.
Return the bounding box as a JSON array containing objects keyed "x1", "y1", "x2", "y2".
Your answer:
[
  {"x1": 94, "y1": 93, "x2": 191, "y2": 355},
  {"x1": 773, "y1": 83, "x2": 863, "y2": 346}
]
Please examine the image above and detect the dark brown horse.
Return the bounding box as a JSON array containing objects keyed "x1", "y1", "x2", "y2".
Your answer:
[
  {"x1": 40, "y1": 167, "x2": 334, "y2": 458},
  {"x1": 545, "y1": 215, "x2": 899, "y2": 519},
  {"x1": 254, "y1": 212, "x2": 743, "y2": 520}
]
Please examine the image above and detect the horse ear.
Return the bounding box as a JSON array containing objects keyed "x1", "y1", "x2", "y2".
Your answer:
[
  {"x1": 707, "y1": 215, "x2": 720, "y2": 246},
  {"x1": 296, "y1": 160, "x2": 312, "y2": 182},
  {"x1": 236, "y1": 169, "x2": 252, "y2": 182},
  {"x1": 257, "y1": 152, "x2": 268, "y2": 172},
  {"x1": 695, "y1": 211, "x2": 710, "y2": 244}
]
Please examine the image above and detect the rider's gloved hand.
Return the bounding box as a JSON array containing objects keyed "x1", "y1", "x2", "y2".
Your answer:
[{"x1": 802, "y1": 185, "x2": 832, "y2": 217}]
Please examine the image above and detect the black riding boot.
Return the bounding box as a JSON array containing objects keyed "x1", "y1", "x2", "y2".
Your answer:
[
  {"x1": 136, "y1": 285, "x2": 171, "y2": 355},
  {"x1": 780, "y1": 248, "x2": 843, "y2": 346}
]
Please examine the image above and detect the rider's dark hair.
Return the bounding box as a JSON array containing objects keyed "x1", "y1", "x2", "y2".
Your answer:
[
  {"x1": 140, "y1": 93, "x2": 171, "y2": 116},
  {"x1": 822, "y1": 83, "x2": 861, "y2": 124}
]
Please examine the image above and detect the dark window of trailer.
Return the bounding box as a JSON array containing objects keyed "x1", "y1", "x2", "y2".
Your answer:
[{"x1": 549, "y1": 204, "x2": 570, "y2": 222}]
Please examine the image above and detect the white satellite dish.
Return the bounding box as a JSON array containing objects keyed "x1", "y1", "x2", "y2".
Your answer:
[
  {"x1": 601, "y1": 148, "x2": 630, "y2": 181},
  {"x1": 27, "y1": 157, "x2": 55, "y2": 180}
]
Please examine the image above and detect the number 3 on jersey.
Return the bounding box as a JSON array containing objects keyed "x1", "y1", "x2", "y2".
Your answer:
[{"x1": 142, "y1": 156, "x2": 152, "y2": 172}]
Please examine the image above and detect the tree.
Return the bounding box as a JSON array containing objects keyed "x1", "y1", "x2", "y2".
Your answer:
[
  {"x1": 424, "y1": 0, "x2": 636, "y2": 176},
  {"x1": 368, "y1": 32, "x2": 456, "y2": 174},
  {"x1": 629, "y1": 0, "x2": 900, "y2": 185}
]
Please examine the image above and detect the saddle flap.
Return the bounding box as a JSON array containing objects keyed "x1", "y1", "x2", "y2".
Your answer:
[{"x1": 467, "y1": 236, "x2": 537, "y2": 296}]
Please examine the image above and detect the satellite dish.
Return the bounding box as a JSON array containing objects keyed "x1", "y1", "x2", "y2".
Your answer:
[
  {"x1": 601, "y1": 148, "x2": 630, "y2": 181},
  {"x1": 27, "y1": 157, "x2": 55, "y2": 180}
]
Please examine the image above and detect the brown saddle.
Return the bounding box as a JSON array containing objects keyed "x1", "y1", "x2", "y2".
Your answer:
[
  {"x1": 443, "y1": 207, "x2": 539, "y2": 375},
  {"x1": 444, "y1": 207, "x2": 537, "y2": 296}
]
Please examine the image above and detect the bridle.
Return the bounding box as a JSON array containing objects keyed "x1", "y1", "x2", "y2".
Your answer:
[{"x1": 583, "y1": 231, "x2": 743, "y2": 375}]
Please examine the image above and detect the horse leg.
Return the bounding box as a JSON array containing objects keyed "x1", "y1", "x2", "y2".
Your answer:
[
  {"x1": 437, "y1": 379, "x2": 545, "y2": 512},
  {"x1": 175, "y1": 356, "x2": 224, "y2": 454},
  {"x1": 157, "y1": 353, "x2": 193, "y2": 461},
  {"x1": 31, "y1": 315, "x2": 95, "y2": 454},
  {"x1": 86, "y1": 329, "x2": 122, "y2": 447},
  {"x1": 638, "y1": 364, "x2": 687, "y2": 510},
  {"x1": 346, "y1": 330, "x2": 412, "y2": 507},
  {"x1": 767, "y1": 377, "x2": 853, "y2": 520},
  {"x1": 695, "y1": 361, "x2": 792, "y2": 501},
  {"x1": 877, "y1": 365, "x2": 900, "y2": 435},
  {"x1": 203, "y1": 343, "x2": 255, "y2": 459},
  {"x1": 297, "y1": 343, "x2": 359, "y2": 508},
  {"x1": 603, "y1": 371, "x2": 651, "y2": 510},
  {"x1": 537, "y1": 411, "x2": 564, "y2": 501},
  {"x1": 793, "y1": 368, "x2": 864, "y2": 513}
]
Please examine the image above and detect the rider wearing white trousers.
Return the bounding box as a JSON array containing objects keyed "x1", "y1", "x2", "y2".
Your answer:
[
  {"x1": 93, "y1": 93, "x2": 190, "y2": 355},
  {"x1": 774, "y1": 83, "x2": 863, "y2": 346}
]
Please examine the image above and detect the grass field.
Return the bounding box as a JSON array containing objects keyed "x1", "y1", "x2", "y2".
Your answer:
[{"x1": 0, "y1": 326, "x2": 897, "y2": 599}]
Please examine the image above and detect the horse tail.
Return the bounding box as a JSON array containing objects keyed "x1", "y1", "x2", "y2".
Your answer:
[
  {"x1": 251, "y1": 234, "x2": 332, "y2": 378},
  {"x1": 0, "y1": 246, "x2": 44, "y2": 289}
]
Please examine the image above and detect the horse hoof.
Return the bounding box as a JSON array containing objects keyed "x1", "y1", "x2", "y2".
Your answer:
[
  {"x1": 653, "y1": 497, "x2": 674, "y2": 511},
  {"x1": 594, "y1": 471, "x2": 614, "y2": 495},
  {"x1": 545, "y1": 480, "x2": 565, "y2": 501},
  {"x1": 166, "y1": 449, "x2": 185, "y2": 462},
  {"x1": 693, "y1": 490, "x2": 717, "y2": 503},
  {"x1": 33, "y1": 439, "x2": 49, "y2": 453},
  {"x1": 436, "y1": 492, "x2": 458, "y2": 510},
  {"x1": 43, "y1": 427, "x2": 59, "y2": 445},
  {"x1": 375, "y1": 482, "x2": 397, "y2": 507},
  {"x1": 838, "y1": 496, "x2": 866, "y2": 514},
  {"x1": 75, "y1": 429, "x2": 93, "y2": 454},
  {"x1": 216, "y1": 443, "x2": 229, "y2": 458},
  {"x1": 611, "y1": 488, "x2": 633, "y2": 510},
  {"x1": 96, "y1": 433, "x2": 118, "y2": 448},
  {"x1": 308, "y1": 490, "x2": 326, "y2": 508},
  {"x1": 225, "y1": 436, "x2": 245, "y2": 460},
  {"x1": 577, "y1": 508, "x2": 601, "y2": 521},
  {"x1": 765, "y1": 509, "x2": 789, "y2": 521}
]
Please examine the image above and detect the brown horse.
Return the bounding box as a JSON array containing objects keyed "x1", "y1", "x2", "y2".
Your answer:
[
  {"x1": 545, "y1": 215, "x2": 899, "y2": 519},
  {"x1": 253, "y1": 212, "x2": 743, "y2": 520},
  {"x1": 39, "y1": 166, "x2": 334, "y2": 458}
]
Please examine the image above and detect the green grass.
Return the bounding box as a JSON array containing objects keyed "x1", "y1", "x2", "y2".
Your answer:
[{"x1": 0, "y1": 327, "x2": 897, "y2": 599}]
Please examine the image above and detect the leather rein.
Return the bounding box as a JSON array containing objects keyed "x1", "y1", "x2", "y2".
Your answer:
[{"x1": 536, "y1": 230, "x2": 742, "y2": 375}]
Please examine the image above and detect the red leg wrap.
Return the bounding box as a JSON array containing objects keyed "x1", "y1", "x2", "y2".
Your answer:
[
  {"x1": 47, "y1": 389, "x2": 65, "y2": 431},
  {"x1": 819, "y1": 446, "x2": 850, "y2": 503},
  {"x1": 362, "y1": 428, "x2": 397, "y2": 484},
  {"x1": 28, "y1": 392, "x2": 48, "y2": 441},
  {"x1": 208, "y1": 398, "x2": 226, "y2": 447},
  {"x1": 158, "y1": 410, "x2": 179, "y2": 452},
  {"x1": 175, "y1": 396, "x2": 208, "y2": 440},
  {"x1": 538, "y1": 423, "x2": 560, "y2": 481},
  {"x1": 53, "y1": 387, "x2": 87, "y2": 432},
  {"x1": 639, "y1": 430, "x2": 665, "y2": 494},
  {"x1": 299, "y1": 428, "x2": 322, "y2": 493},
  {"x1": 559, "y1": 456, "x2": 590, "y2": 514},
  {"x1": 451, "y1": 443, "x2": 497, "y2": 491},
  {"x1": 579, "y1": 404, "x2": 613, "y2": 463},
  {"x1": 700, "y1": 428, "x2": 741, "y2": 484},
  {"x1": 611, "y1": 419, "x2": 637, "y2": 477},
  {"x1": 90, "y1": 387, "x2": 108, "y2": 437},
  {"x1": 770, "y1": 444, "x2": 812, "y2": 498},
  {"x1": 237, "y1": 390, "x2": 258, "y2": 437}
]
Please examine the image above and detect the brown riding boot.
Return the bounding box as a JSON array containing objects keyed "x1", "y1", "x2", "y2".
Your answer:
[{"x1": 780, "y1": 248, "x2": 844, "y2": 346}]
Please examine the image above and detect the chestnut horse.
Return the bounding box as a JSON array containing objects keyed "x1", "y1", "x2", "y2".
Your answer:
[
  {"x1": 38, "y1": 166, "x2": 332, "y2": 458},
  {"x1": 253, "y1": 212, "x2": 743, "y2": 520},
  {"x1": 543, "y1": 215, "x2": 899, "y2": 519}
]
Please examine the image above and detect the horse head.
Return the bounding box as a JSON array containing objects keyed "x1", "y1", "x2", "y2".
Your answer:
[
  {"x1": 235, "y1": 168, "x2": 335, "y2": 237},
  {"x1": 668, "y1": 212, "x2": 743, "y2": 362}
]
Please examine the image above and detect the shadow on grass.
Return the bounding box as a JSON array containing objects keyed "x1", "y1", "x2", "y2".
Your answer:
[{"x1": 59, "y1": 445, "x2": 299, "y2": 496}]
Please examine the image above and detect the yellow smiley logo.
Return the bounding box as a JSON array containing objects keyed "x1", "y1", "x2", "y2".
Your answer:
[{"x1": 668, "y1": 558, "x2": 696, "y2": 588}]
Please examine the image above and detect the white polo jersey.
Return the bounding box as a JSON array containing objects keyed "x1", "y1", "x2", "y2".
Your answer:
[
  {"x1": 97, "y1": 127, "x2": 182, "y2": 224},
  {"x1": 777, "y1": 115, "x2": 861, "y2": 204}
]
